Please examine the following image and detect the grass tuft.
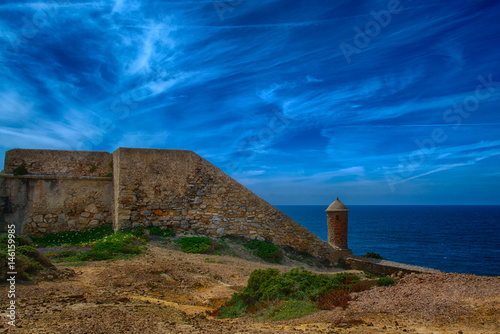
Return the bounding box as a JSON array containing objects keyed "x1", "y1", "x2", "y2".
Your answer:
[
  {"x1": 375, "y1": 276, "x2": 396, "y2": 286},
  {"x1": 175, "y1": 237, "x2": 220, "y2": 254},
  {"x1": 244, "y1": 239, "x2": 282, "y2": 263}
]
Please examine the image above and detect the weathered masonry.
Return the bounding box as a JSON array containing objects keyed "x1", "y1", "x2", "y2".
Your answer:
[{"x1": 0, "y1": 148, "x2": 352, "y2": 262}]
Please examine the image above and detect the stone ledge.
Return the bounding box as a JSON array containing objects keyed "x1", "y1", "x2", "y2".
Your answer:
[
  {"x1": 0, "y1": 174, "x2": 112, "y2": 181},
  {"x1": 344, "y1": 255, "x2": 441, "y2": 275}
]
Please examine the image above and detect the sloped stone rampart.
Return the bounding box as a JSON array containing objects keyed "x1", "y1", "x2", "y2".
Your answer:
[{"x1": 113, "y1": 148, "x2": 348, "y2": 261}]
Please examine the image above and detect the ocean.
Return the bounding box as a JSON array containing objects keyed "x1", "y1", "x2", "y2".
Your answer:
[{"x1": 275, "y1": 205, "x2": 500, "y2": 277}]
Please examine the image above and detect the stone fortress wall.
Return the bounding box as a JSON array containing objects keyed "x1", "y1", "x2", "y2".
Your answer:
[
  {"x1": 1, "y1": 148, "x2": 351, "y2": 262},
  {"x1": 0, "y1": 149, "x2": 114, "y2": 235}
]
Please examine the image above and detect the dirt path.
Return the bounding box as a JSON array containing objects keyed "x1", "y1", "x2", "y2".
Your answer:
[{"x1": 0, "y1": 244, "x2": 498, "y2": 333}]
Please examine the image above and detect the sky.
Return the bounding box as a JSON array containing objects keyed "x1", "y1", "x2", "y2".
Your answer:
[{"x1": 0, "y1": 0, "x2": 499, "y2": 205}]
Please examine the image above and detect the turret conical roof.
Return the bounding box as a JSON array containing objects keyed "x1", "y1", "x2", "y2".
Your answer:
[{"x1": 325, "y1": 197, "x2": 349, "y2": 212}]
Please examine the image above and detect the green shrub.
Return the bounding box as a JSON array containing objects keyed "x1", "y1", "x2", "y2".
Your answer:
[
  {"x1": 0, "y1": 234, "x2": 33, "y2": 247},
  {"x1": 217, "y1": 268, "x2": 368, "y2": 320},
  {"x1": 77, "y1": 232, "x2": 145, "y2": 261},
  {"x1": 17, "y1": 245, "x2": 52, "y2": 267},
  {"x1": 148, "y1": 226, "x2": 175, "y2": 237},
  {"x1": 13, "y1": 165, "x2": 28, "y2": 176},
  {"x1": 31, "y1": 224, "x2": 114, "y2": 247},
  {"x1": 267, "y1": 300, "x2": 318, "y2": 321},
  {"x1": 89, "y1": 165, "x2": 96, "y2": 173},
  {"x1": 0, "y1": 236, "x2": 53, "y2": 281},
  {"x1": 215, "y1": 294, "x2": 246, "y2": 319},
  {"x1": 130, "y1": 225, "x2": 146, "y2": 237},
  {"x1": 375, "y1": 276, "x2": 396, "y2": 286},
  {"x1": 361, "y1": 252, "x2": 384, "y2": 260},
  {"x1": 175, "y1": 237, "x2": 218, "y2": 253},
  {"x1": 244, "y1": 239, "x2": 282, "y2": 263}
]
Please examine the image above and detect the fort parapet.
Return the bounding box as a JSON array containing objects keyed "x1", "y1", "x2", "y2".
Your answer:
[{"x1": 0, "y1": 148, "x2": 352, "y2": 262}]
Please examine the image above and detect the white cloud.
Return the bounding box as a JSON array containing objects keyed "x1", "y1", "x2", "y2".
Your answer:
[{"x1": 0, "y1": 91, "x2": 34, "y2": 122}]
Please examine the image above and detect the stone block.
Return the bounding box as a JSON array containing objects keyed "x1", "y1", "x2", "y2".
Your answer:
[
  {"x1": 93, "y1": 214, "x2": 104, "y2": 220},
  {"x1": 58, "y1": 214, "x2": 69, "y2": 223},
  {"x1": 85, "y1": 204, "x2": 99, "y2": 214}
]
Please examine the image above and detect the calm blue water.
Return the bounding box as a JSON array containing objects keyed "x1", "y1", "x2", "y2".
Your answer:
[{"x1": 275, "y1": 205, "x2": 500, "y2": 277}]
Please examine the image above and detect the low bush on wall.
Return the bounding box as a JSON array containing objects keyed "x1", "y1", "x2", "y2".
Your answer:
[
  {"x1": 361, "y1": 252, "x2": 384, "y2": 260},
  {"x1": 13, "y1": 165, "x2": 28, "y2": 176}
]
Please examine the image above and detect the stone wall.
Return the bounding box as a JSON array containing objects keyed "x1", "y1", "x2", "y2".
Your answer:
[
  {"x1": 1, "y1": 147, "x2": 350, "y2": 262},
  {"x1": 4, "y1": 149, "x2": 112, "y2": 177},
  {"x1": 113, "y1": 148, "x2": 348, "y2": 262},
  {"x1": 344, "y1": 256, "x2": 441, "y2": 275},
  {"x1": 0, "y1": 175, "x2": 113, "y2": 235},
  {"x1": 0, "y1": 149, "x2": 113, "y2": 235}
]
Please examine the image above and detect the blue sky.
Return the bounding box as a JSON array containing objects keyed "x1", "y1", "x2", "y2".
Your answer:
[{"x1": 1, "y1": 0, "x2": 499, "y2": 205}]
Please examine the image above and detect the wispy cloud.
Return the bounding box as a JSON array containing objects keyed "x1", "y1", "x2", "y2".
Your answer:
[{"x1": 0, "y1": 0, "x2": 499, "y2": 204}]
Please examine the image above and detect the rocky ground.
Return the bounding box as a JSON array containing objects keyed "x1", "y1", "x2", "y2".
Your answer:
[{"x1": 0, "y1": 241, "x2": 499, "y2": 334}]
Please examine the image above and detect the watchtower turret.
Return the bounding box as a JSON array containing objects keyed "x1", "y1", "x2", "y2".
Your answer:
[{"x1": 326, "y1": 197, "x2": 349, "y2": 250}]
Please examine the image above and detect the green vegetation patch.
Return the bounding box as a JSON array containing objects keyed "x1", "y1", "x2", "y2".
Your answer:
[
  {"x1": 244, "y1": 239, "x2": 282, "y2": 264},
  {"x1": 148, "y1": 226, "x2": 176, "y2": 238},
  {"x1": 375, "y1": 276, "x2": 396, "y2": 286},
  {"x1": 77, "y1": 232, "x2": 145, "y2": 261},
  {"x1": 215, "y1": 268, "x2": 373, "y2": 321},
  {"x1": 361, "y1": 252, "x2": 384, "y2": 260},
  {"x1": 31, "y1": 224, "x2": 114, "y2": 247},
  {"x1": 266, "y1": 300, "x2": 318, "y2": 321},
  {"x1": 31, "y1": 224, "x2": 150, "y2": 263},
  {"x1": 1, "y1": 235, "x2": 53, "y2": 281},
  {"x1": 175, "y1": 237, "x2": 220, "y2": 254},
  {"x1": 13, "y1": 165, "x2": 28, "y2": 176}
]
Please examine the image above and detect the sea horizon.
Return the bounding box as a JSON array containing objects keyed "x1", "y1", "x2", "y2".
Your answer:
[{"x1": 275, "y1": 204, "x2": 500, "y2": 277}]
